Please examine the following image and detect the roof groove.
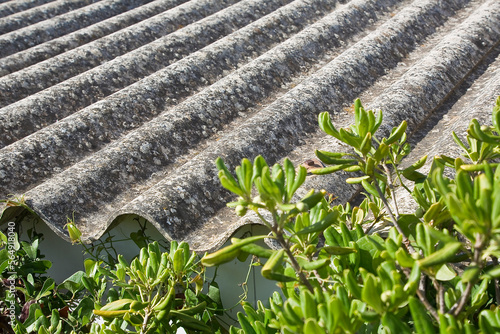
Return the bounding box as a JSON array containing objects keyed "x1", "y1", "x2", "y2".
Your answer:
[
  {"x1": 0, "y1": 0, "x2": 240, "y2": 61},
  {"x1": 0, "y1": 0, "x2": 102, "y2": 35},
  {"x1": 0, "y1": 0, "x2": 189, "y2": 76},
  {"x1": 1, "y1": 0, "x2": 498, "y2": 251},
  {"x1": 0, "y1": 0, "x2": 55, "y2": 19},
  {"x1": 0, "y1": 0, "x2": 158, "y2": 67},
  {"x1": 0, "y1": 0, "x2": 344, "y2": 192},
  {"x1": 0, "y1": 0, "x2": 298, "y2": 119}
]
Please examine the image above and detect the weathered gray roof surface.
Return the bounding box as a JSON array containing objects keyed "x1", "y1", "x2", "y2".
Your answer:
[{"x1": 0, "y1": 0, "x2": 499, "y2": 251}]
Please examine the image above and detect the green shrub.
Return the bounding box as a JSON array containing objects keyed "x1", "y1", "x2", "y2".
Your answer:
[
  {"x1": 204, "y1": 97, "x2": 500, "y2": 333},
  {"x1": 0, "y1": 228, "x2": 224, "y2": 333}
]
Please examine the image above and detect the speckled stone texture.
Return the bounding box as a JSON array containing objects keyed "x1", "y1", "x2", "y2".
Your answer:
[
  {"x1": 1, "y1": 0, "x2": 499, "y2": 251},
  {"x1": 0, "y1": 0, "x2": 55, "y2": 19},
  {"x1": 0, "y1": 0, "x2": 101, "y2": 35},
  {"x1": 0, "y1": 0, "x2": 190, "y2": 76}
]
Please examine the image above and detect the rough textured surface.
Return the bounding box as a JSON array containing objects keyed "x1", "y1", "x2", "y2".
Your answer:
[
  {"x1": 1, "y1": 0, "x2": 499, "y2": 252},
  {"x1": 0, "y1": 0, "x2": 101, "y2": 34},
  {"x1": 0, "y1": 0, "x2": 188, "y2": 76},
  {"x1": 0, "y1": 0, "x2": 55, "y2": 19}
]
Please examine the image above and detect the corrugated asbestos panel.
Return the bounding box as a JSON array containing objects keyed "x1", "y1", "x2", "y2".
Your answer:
[{"x1": 0, "y1": 0, "x2": 499, "y2": 252}]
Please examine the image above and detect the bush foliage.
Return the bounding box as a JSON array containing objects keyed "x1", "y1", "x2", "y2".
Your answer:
[{"x1": 1, "y1": 97, "x2": 500, "y2": 333}]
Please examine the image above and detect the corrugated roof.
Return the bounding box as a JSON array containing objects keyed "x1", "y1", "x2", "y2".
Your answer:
[{"x1": 1, "y1": 0, "x2": 499, "y2": 252}]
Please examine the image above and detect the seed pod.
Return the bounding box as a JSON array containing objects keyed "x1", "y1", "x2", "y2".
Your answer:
[
  {"x1": 66, "y1": 223, "x2": 81, "y2": 243},
  {"x1": 156, "y1": 310, "x2": 168, "y2": 322},
  {"x1": 343, "y1": 165, "x2": 362, "y2": 172},
  {"x1": 240, "y1": 243, "x2": 273, "y2": 258},
  {"x1": 310, "y1": 164, "x2": 355, "y2": 175},
  {"x1": 298, "y1": 257, "x2": 329, "y2": 271}
]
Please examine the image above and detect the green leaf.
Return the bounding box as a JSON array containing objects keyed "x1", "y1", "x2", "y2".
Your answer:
[
  {"x1": 382, "y1": 312, "x2": 411, "y2": 334},
  {"x1": 343, "y1": 269, "x2": 362, "y2": 299},
  {"x1": 404, "y1": 262, "x2": 421, "y2": 294},
  {"x1": 201, "y1": 235, "x2": 268, "y2": 267},
  {"x1": 171, "y1": 310, "x2": 212, "y2": 333},
  {"x1": 304, "y1": 318, "x2": 325, "y2": 334},
  {"x1": 360, "y1": 132, "x2": 372, "y2": 156},
  {"x1": 395, "y1": 248, "x2": 414, "y2": 268},
  {"x1": 296, "y1": 211, "x2": 338, "y2": 235},
  {"x1": 384, "y1": 121, "x2": 407, "y2": 145},
  {"x1": 479, "y1": 309, "x2": 500, "y2": 333},
  {"x1": 35, "y1": 278, "x2": 55, "y2": 300},
  {"x1": 315, "y1": 150, "x2": 357, "y2": 165},
  {"x1": 462, "y1": 266, "x2": 481, "y2": 283},
  {"x1": 323, "y1": 246, "x2": 357, "y2": 255},
  {"x1": 339, "y1": 128, "x2": 362, "y2": 148},
  {"x1": 435, "y1": 264, "x2": 456, "y2": 281},
  {"x1": 418, "y1": 242, "x2": 462, "y2": 268},
  {"x1": 236, "y1": 158, "x2": 253, "y2": 195},
  {"x1": 361, "y1": 274, "x2": 382, "y2": 313},
  {"x1": 22, "y1": 239, "x2": 38, "y2": 259},
  {"x1": 59, "y1": 271, "x2": 85, "y2": 295},
  {"x1": 482, "y1": 266, "x2": 500, "y2": 279},
  {"x1": 318, "y1": 112, "x2": 341, "y2": 140},
  {"x1": 324, "y1": 226, "x2": 343, "y2": 247},
  {"x1": 309, "y1": 164, "x2": 356, "y2": 175},
  {"x1": 301, "y1": 289, "x2": 317, "y2": 320}
]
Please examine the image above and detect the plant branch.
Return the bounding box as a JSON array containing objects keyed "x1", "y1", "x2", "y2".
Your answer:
[
  {"x1": 494, "y1": 257, "x2": 500, "y2": 305},
  {"x1": 402, "y1": 269, "x2": 439, "y2": 322},
  {"x1": 383, "y1": 164, "x2": 400, "y2": 219},
  {"x1": 373, "y1": 177, "x2": 415, "y2": 254},
  {"x1": 273, "y1": 228, "x2": 314, "y2": 293},
  {"x1": 449, "y1": 238, "x2": 484, "y2": 316},
  {"x1": 432, "y1": 279, "x2": 445, "y2": 314},
  {"x1": 416, "y1": 288, "x2": 439, "y2": 321},
  {"x1": 141, "y1": 309, "x2": 150, "y2": 334}
]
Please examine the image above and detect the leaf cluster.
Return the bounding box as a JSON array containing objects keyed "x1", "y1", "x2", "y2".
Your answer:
[{"x1": 206, "y1": 97, "x2": 500, "y2": 333}]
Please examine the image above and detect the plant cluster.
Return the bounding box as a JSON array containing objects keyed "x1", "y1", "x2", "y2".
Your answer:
[
  {"x1": 203, "y1": 97, "x2": 500, "y2": 333},
  {"x1": 0, "y1": 226, "x2": 224, "y2": 333}
]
